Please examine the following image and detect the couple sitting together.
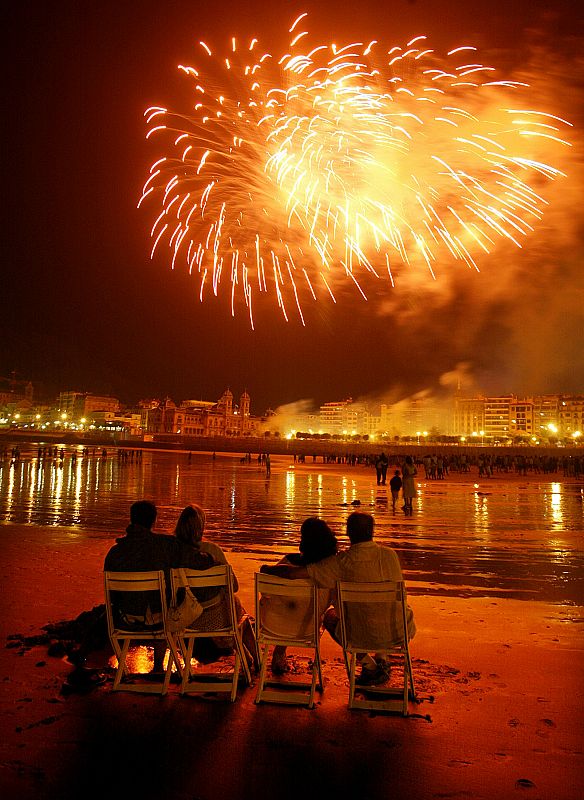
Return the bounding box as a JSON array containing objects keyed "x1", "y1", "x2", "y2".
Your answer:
[
  {"x1": 104, "y1": 500, "x2": 249, "y2": 673},
  {"x1": 260, "y1": 511, "x2": 416, "y2": 687}
]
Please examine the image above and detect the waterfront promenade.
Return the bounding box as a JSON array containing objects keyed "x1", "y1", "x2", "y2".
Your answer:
[{"x1": 2, "y1": 428, "x2": 582, "y2": 462}]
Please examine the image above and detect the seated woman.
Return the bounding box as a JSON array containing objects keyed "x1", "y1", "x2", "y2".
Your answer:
[
  {"x1": 174, "y1": 504, "x2": 257, "y2": 668},
  {"x1": 259, "y1": 517, "x2": 338, "y2": 675},
  {"x1": 175, "y1": 504, "x2": 238, "y2": 588}
]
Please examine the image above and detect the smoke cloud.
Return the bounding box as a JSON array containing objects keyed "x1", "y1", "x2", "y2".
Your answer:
[{"x1": 362, "y1": 37, "x2": 584, "y2": 399}]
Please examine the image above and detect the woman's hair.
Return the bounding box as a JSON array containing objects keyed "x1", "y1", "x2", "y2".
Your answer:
[
  {"x1": 405, "y1": 455, "x2": 413, "y2": 465},
  {"x1": 174, "y1": 504, "x2": 206, "y2": 547},
  {"x1": 298, "y1": 517, "x2": 338, "y2": 565}
]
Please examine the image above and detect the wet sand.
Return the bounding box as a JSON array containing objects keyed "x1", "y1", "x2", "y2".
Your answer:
[{"x1": 0, "y1": 457, "x2": 582, "y2": 799}]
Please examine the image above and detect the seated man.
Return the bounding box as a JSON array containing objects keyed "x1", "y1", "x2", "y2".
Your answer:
[
  {"x1": 264, "y1": 511, "x2": 415, "y2": 686},
  {"x1": 104, "y1": 499, "x2": 214, "y2": 673}
]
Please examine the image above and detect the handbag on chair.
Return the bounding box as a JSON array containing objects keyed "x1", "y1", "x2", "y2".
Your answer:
[{"x1": 167, "y1": 569, "x2": 204, "y2": 632}]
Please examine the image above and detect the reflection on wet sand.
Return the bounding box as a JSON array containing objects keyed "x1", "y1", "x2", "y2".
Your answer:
[{"x1": 1, "y1": 445, "x2": 582, "y2": 605}]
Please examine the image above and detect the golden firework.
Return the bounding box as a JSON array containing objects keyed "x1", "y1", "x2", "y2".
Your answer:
[{"x1": 140, "y1": 14, "x2": 571, "y2": 327}]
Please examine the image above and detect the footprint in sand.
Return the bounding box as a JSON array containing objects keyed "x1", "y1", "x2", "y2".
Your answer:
[
  {"x1": 536, "y1": 718, "x2": 556, "y2": 738},
  {"x1": 515, "y1": 778, "x2": 536, "y2": 789},
  {"x1": 24, "y1": 714, "x2": 62, "y2": 730},
  {"x1": 494, "y1": 752, "x2": 511, "y2": 762}
]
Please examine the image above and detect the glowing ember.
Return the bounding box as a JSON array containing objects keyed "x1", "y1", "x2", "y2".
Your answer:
[{"x1": 140, "y1": 14, "x2": 572, "y2": 327}]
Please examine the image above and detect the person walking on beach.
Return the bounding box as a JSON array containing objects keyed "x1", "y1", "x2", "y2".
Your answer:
[
  {"x1": 401, "y1": 455, "x2": 417, "y2": 514},
  {"x1": 375, "y1": 451, "x2": 389, "y2": 485},
  {"x1": 389, "y1": 469, "x2": 402, "y2": 512}
]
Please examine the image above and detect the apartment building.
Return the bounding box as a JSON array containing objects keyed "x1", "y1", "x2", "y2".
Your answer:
[{"x1": 58, "y1": 391, "x2": 120, "y2": 420}]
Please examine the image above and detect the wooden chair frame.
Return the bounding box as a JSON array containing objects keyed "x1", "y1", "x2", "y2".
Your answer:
[
  {"x1": 337, "y1": 579, "x2": 416, "y2": 715},
  {"x1": 254, "y1": 573, "x2": 323, "y2": 709},
  {"x1": 104, "y1": 570, "x2": 182, "y2": 695},
  {"x1": 170, "y1": 565, "x2": 252, "y2": 702}
]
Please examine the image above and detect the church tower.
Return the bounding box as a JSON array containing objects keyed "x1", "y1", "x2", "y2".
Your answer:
[{"x1": 239, "y1": 390, "x2": 250, "y2": 418}]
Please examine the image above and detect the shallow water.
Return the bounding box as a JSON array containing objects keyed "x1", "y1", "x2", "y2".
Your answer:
[{"x1": 1, "y1": 445, "x2": 583, "y2": 605}]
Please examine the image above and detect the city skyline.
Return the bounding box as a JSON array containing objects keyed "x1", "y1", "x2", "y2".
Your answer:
[
  {"x1": 3, "y1": 1, "x2": 583, "y2": 414},
  {"x1": 2, "y1": 376, "x2": 582, "y2": 444},
  {"x1": 2, "y1": 367, "x2": 583, "y2": 412}
]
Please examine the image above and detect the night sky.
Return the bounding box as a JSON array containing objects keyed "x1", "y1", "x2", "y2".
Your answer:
[{"x1": 3, "y1": 0, "x2": 583, "y2": 415}]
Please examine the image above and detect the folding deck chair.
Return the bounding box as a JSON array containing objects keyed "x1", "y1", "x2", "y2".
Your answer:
[
  {"x1": 337, "y1": 579, "x2": 416, "y2": 715},
  {"x1": 170, "y1": 565, "x2": 253, "y2": 701},
  {"x1": 254, "y1": 573, "x2": 323, "y2": 709},
  {"x1": 104, "y1": 570, "x2": 182, "y2": 695}
]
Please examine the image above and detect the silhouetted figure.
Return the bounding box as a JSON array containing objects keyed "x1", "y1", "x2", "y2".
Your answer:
[
  {"x1": 401, "y1": 456, "x2": 417, "y2": 514},
  {"x1": 390, "y1": 469, "x2": 402, "y2": 511},
  {"x1": 375, "y1": 452, "x2": 389, "y2": 485},
  {"x1": 104, "y1": 500, "x2": 213, "y2": 672}
]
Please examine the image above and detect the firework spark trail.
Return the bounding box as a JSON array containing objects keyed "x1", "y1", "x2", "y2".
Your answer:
[{"x1": 140, "y1": 16, "x2": 572, "y2": 327}]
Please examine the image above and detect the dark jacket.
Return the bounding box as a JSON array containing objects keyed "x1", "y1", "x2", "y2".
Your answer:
[{"x1": 104, "y1": 524, "x2": 214, "y2": 619}]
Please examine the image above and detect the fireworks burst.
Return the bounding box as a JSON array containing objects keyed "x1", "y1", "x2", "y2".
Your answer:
[{"x1": 140, "y1": 13, "x2": 572, "y2": 328}]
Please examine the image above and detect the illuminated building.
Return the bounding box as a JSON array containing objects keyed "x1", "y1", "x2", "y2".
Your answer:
[
  {"x1": 559, "y1": 395, "x2": 584, "y2": 437},
  {"x1": 58, "y1": 391, "x2": 121, "y2": 419},
  {"x1": 533, "y1": 395, "x2": 560, "y2": 436},
  {"x1": 319, "y1": 399, "x2": 355, "y2": 436},
  {"x1": 453, "y1": 396, "x2": 486, "y2": 438},
  {"x1": 91, "y1": 412, "x2": 143, "y2": 436},
  {"x1": 509, "y1": 399, "x2": 534, "y2": 437},
  {"x1": 452, "y1": 393, "x2": 583, "y2": 442},
  {"x1": 317, "y1": 399, "x2": 374, "y2": 437},
  {"x1": 145, "y1": 390, "x2": 257, "y2": 438}
]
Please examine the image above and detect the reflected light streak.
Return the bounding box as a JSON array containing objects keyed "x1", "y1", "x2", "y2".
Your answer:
[
  {"x1": 73, "y1": 458, "x2": 83, "y2": 522},
  {"x1": 549, "y1": 482, "x2": 563, "y2": 525},
  {"x1": 53, "y1": 463, "x2": 64, "y2": 523},
  {"x1": 27, "y1": 461, "x2": 36, "y2": 524},
  {"x1": 473, "y1": 490, "x2": 490, "y2": 533},
  {"x1": 414, "y1": 481, "x2": 424, "y2": 513},
  {"x1": 285, "y1": 469, "x2": 296, "y2": 509},
  {"x1": 6, "y1": 461, "x2": 16, "y2": 506}
]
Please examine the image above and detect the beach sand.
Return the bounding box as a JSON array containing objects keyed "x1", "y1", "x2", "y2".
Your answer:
[{"x1": 0, "y1": 518, "x2": 582, "y2": 800}]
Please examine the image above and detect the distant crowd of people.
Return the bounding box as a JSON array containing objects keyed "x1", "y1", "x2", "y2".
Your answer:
[
  {"x1": 2, "y1": 444, "x2": 581, "y2": 480},
  {"x1": 371, "y1": 451, "x2": 582, "y2": 478}
]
